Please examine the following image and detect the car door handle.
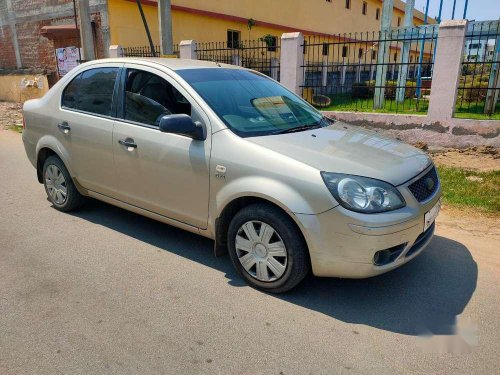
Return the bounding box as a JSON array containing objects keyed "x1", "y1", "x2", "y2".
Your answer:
[
  {"x1": 57, "y1": 122, "x2": 71, "y2": 134},
  {"x1": 118, "y1": 138, "x2": 138, "y2": 149}
]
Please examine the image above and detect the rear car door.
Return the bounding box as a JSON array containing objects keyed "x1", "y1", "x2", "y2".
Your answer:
[
  {"x1": 60, "y1": 65, "x2": 121, "y2": 196},
  {"x1": 111, "y1": 64, "x2": 211, "y2": 229}
]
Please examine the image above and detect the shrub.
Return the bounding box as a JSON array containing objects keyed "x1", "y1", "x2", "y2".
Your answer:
[
  {"x1": 462, "y1": 81, "x2": 488, "y2": 103},
  {"x1": 351, "y1": 82, "x2": 373, "y2": 99}
]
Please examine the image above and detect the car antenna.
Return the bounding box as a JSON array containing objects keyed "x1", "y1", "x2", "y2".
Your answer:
[{"x1": 210, "y1": 58, "x2": 221, "y2": 67}]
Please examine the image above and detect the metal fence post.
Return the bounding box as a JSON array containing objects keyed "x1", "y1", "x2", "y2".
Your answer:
[
  {"x1": 428, "y1": 20, "x2": 468, "y2": 121},
  {"x1": 280, "y1": 32, "x2": 304, "y2": 95},
  {"x1": 179, "y1": 40, "x2": 198, "y2": 59},
  {"x1": 374, "y1": 0, "x2": 394, "y2": 109},
  {"x1": 396, "y1": 0, "x2": 415, "y2": 103}
]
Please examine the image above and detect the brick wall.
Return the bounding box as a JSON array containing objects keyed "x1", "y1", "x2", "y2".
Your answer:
[
  {"x1": 0, "y1": 0, "x2": 106, "y2": 76},
  {"x1": 0, "y1": 26, "x2": 18, "y2": 69}
]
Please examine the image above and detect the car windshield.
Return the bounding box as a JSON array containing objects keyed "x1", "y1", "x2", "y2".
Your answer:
[{"x1": 176, "y1": 68, "x2": 328, "y2": 137}]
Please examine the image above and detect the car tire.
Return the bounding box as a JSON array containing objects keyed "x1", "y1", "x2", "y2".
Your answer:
[
  {"x1": 227, "y1": 203, "x2": 310, "y2": 293},
  {"x1": 43, "y1": 155, "x2": 85, "y2": 212}
]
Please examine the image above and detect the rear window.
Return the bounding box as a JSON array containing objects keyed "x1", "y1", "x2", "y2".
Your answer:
[{"x1": 62, "y1": 67, "x2": 119, "y2": 116}]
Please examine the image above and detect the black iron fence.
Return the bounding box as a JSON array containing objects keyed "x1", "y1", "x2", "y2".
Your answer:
[
  {"x1": 195, "y1": 38, "x2": 281, "y2": 80},
  {"x1": 122, "y1": 44, "x2": 180, "y2": 57},
  {"x1": 455, "y1": 21, "x2": 500, "y2": 119},
  {"x1": 301, "y1": 25, "x2": 438, "y2": 114}
]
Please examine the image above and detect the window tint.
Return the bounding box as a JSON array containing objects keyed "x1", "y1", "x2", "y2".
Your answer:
[
  {"x1": 123, "y1": 69, "x2": 191, "y2": 127},
  {"x1": 62, "y1": 67, "x2": 118, "y2": 116}
]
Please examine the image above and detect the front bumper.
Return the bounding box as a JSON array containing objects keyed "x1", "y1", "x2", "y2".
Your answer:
[{"x1": 295, "y1": 166, "x2": 441, "y2": 278}]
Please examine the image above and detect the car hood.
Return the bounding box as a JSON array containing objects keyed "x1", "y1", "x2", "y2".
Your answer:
[{"x1": 246, "y1": 122, "x2": 432, "y2": 186}]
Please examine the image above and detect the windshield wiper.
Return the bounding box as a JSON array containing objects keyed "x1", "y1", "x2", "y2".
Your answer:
[{"x1": 272, "y1": 123, "x2": 323, "y2": 135}]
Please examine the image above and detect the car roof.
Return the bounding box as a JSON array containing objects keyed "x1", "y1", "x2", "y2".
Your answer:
[{"x1": 84, "y1": 57, "x2": 243, "y2": 71}]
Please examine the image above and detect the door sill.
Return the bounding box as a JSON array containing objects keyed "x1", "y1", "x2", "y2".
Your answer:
[{"x1": 87, "y1": 190, "x2": 208, "y2": 237}]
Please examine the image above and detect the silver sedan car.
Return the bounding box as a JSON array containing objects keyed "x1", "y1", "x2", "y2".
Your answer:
[{"x1": 22, "y1": 58, "x2": 441, "y2": 293}]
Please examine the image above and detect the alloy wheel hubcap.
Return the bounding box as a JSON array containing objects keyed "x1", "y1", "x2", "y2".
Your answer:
[
  {"x1": 235, "y1": 220, "x2": 288, "y2": 282},
  {"x1": 45, "y1": 164, "x2": 67, "y2": 205}
]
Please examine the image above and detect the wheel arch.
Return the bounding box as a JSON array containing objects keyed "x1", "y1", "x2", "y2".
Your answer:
[
  {"x1": 214, "y1": 195, "x2": 310, "y2": 259},
  {"x1": 35, "y1": 136, "x2": 77, "y2": 187}
]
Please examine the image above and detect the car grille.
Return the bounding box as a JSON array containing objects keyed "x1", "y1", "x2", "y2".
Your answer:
[{"x1": 408, "y1": 167, "x2": 439, "y2": 202}]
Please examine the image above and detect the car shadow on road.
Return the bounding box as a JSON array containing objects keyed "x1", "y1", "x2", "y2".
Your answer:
[{"x1": 71, "y1": 199, "x2": 478, "y2": 337}]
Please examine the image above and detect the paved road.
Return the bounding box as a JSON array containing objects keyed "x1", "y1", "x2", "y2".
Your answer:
[{"x1": 0, "y1": 130, "x2": 499, "y2": 374}]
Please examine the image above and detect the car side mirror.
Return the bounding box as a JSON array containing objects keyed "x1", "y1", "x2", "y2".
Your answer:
[{"x1": 159, "y1": 114, "x2": 206, "y2": 141}]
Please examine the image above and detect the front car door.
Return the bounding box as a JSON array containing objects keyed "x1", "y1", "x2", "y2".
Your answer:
[
  {"x1": 112, "y1": 64, "x2": 211, "y2": 229},
  {"x1": 59, "y1": 64, "x2": 121, "y2": 196}
]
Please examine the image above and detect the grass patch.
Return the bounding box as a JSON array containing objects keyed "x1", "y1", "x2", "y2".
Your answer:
[
  {"x1": 8, "y1": 125, "x2": 23, "y2": 134},
  {"x1": 312, "y1": 93, "x2": 500, "y2": 120},
  {"x1": 454, "y1": 101, "x2": 500, "y2": 120},
  {"x1": 437, "y1": 166, "x2": 500, "y2": 215},
  {"x1": 315, "y1": 94, "x2": 429, "y2": 115}
]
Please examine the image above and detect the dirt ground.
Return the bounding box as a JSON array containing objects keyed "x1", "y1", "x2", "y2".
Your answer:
[
  {"x1": 431, "y1": 146, "x2": 500, "y2": 172},
  {"x1": 0, "y1": 101, "x2": 23, "y2": 130}
]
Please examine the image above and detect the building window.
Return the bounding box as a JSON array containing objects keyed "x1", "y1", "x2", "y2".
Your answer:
[
  {"x1": 345, "y1": 0, "x2": 351, "y2": 9},
  {"x1": 372, "y1": 50, "x2": 377, "y2": 59},
  {"x1": 227, "y1": 30, "x2": 241, "y2": 49},
  {"x1": 376, "y1": 8, "x2": 380, "y2": 20},
  {"x1": 362, "y1": 2, "x2": 367, "y2": 15},
  {"x1": 397, "y1": 17, "x2": 401, "y2": 27},
  {"x1": 342, "y1": 45, "x2": 348, "y2": 57},
  {"x1": 322, "y1": 43, "x2": 329, "y2": 56},
  {"x1": 358, "y1": 48, "x2": 364, "y2": 59}
]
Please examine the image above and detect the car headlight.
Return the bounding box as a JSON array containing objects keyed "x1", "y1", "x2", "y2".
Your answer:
[{"x1": 321, "y1": 172, "x2": 405, "y2": 213}]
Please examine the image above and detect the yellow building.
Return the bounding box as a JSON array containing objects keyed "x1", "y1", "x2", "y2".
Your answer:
[{"x1": 107, "y1": 0, "x2": 436, "y2": 48}]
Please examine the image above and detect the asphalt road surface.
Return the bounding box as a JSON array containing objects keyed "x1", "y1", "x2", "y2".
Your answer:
[{"x1": 1, "y1": 130, "x2": 499, "y2": 374}]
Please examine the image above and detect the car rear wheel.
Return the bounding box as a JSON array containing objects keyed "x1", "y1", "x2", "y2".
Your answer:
[
  {"x1": 227, "y1": 203, "x2": 310, "y2": 293},
  {"x1": 43, "y1": 156, "x2": 85, "y2": 212}
]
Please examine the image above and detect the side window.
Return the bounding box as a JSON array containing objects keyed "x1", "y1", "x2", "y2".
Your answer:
[
  {"x1": 123, "y1": 69, "x2": 192, "y2": 127},
  {"x1": 62, "y1": 67, "x2": 119, "y2": 116}
]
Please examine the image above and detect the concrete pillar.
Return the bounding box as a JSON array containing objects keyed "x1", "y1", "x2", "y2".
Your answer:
[
  {"x1": 77, "y1": 0, "x2": 96, "y2": 60},
  {"x1": 179, "y1": 40, "x2": 197, "y2": 59},
  {"x1": 280, "y1": 32, "x2": 304, "y2": 95},
  {"x1": 270, "y1": 57, "x2": 279, "y2": 81},
  {"x1": 428, "y1": 20, "x2": 468, "y2": 121},
  {"x1": 100, "y1": 6, "x2": 111, "y2": 58},
  {"x1": 374, "y1": 0, "x2": 393, "y2": 108},
  {"x1": 396, "y1": 0, "x2": 415, "y2": 102},
  {"x1": 158, "y1": 0, "x2": 174, "y2": 55},
  {"x1": 109, "y1": 45, "x2": 123, "y2": 58}
]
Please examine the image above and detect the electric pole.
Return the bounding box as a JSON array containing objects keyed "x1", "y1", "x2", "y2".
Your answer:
[
  {"x1": 158, "y1": 0, "x2": 174, "y2": 55},
  {"x1": 77, "y1": 0, "x2": 95, "y2": 60}
]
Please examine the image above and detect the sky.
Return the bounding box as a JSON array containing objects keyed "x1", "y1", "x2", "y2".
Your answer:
[{"x1": 414, "y1": 0, "x2": 499, "y2": 21}]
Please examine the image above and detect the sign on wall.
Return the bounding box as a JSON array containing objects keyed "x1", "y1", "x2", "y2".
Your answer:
[{"x1": 55, "y1": 47, "x2": 80, "y2": 77}]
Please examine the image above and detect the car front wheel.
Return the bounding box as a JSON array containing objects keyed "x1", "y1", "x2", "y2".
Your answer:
[{"x1": 227, "y1": 203, "x2": 310, "y2": 293}]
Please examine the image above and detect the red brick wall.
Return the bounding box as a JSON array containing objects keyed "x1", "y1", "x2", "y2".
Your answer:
[
  {"x1": 0, "y1": 26, "x2": 18, "y2": 69},
  {"x1": 0, "y1": 0, "x2": 105, "y2": 74}
]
